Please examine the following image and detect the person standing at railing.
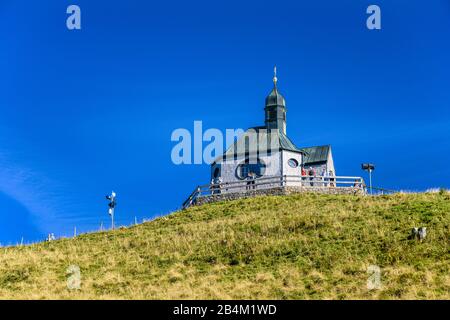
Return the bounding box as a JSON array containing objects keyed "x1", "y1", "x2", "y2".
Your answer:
[
  {"x1": 322, "y1": 169, "x2": 329, "y2": 187},
  {"x1": 308, "y1": 167, "x2": 315, "y2": 186},
  {"x1": 301, "y1": 166, "x2": 307, "y2": 187},
  {"x1": 210, "y1": 178, "x2": 216, "y2": 194},
  {"x1": 249, "y1": 171, "x2": 257, "y2": 190},
  {"x1": 210, "y1": 177, "x2": 223, "y2": 195},
  {"x1": 246, "y1": 172, "x2": 252, "y2": 190},
  {"x1": 329, "y1": 170, "x2": 335, "y2": 187}
]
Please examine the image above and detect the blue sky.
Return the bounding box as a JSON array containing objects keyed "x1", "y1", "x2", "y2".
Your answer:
[{"x1": 0, "y1": 0, "x2": 449, "y2": 244}]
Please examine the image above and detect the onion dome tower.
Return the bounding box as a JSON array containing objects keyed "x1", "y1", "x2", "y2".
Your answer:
[{"x1": 264, "y1": 66, "x2": 287, "y2": 134}]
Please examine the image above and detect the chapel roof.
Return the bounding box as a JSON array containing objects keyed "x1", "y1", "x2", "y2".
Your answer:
[
  {"x1": 300, "y1": 145, "x2": 331, "y2": 164},
  {"x1": 214, "y1": 127, "x2": 304, "y2": 163}
]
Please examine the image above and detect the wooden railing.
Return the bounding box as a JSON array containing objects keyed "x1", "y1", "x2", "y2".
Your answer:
[
  {"x1": 182, "y1": 175, "x2": 366, "y2": 209},
  {"x1": 182, "y1": 186, "x2": 201, "y2": 210}
]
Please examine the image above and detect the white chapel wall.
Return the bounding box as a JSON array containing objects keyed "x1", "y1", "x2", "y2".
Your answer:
[{"x1": 212, "y1": 152, "x2": 282, "y2": 186}]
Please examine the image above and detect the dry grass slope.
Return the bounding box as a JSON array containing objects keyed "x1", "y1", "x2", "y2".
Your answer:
[{"x1": 0, "y1": 192, "x2": 449, "y2": 299}]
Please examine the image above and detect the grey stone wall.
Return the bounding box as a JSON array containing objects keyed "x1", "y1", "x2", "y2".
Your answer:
[{"x1": 194, "y1": 186, "x2": 365, "y2": 206}]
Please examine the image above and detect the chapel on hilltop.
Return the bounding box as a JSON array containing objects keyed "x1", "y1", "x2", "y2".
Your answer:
[
  {"x1": 210, "y1": 67, "x2": 335, "y2": 184},
  {"x1": 182, "y1": 68, "x2": 364, "y2": 209}
]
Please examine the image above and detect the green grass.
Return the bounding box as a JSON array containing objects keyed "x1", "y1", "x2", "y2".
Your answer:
[{"x1": 0, "y1": 192, "x2": 449, "y2": 299}]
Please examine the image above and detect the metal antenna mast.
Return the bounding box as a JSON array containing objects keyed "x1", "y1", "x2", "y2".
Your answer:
[{"x1": 106, "y1": 191, "x2": 117, "y2": 230}]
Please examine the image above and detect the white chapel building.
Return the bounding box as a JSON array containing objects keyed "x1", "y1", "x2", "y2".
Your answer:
[{"x1": 210, "y1": 69, "x2": 336, "y2": 185}]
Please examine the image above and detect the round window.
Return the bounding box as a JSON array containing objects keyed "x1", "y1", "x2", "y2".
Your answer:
[{"x1": 288, "y1": 158, "x2": 299, "y2": 168}]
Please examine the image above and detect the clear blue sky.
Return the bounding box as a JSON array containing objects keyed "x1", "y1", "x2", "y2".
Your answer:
[{"x1": 0, "y1": 0, "x2": 449, "y2": 244}]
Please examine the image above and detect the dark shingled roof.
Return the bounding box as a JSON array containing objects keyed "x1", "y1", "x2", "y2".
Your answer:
[
  {"x1": 214, "y1": 128, "x2": 304, "y2": 163},
  {"x1": 278, "y1": 131, "x2": 301, "y2": 152},
  {"x1": 300, "y1": 145, "x2": 331, "y2": 164},
  {"x1": 213, "y1": 128, "x2": 332, "y2": 166}
]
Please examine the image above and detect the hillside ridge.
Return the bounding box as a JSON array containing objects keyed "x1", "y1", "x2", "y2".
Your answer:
[{"x1": 0, "y1": 192, "x2": 449, "y2": 299}]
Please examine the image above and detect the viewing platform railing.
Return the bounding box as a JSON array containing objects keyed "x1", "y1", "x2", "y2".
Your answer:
[{"x1": 182, "y1": 175, "x2": 366, "y2": 209}]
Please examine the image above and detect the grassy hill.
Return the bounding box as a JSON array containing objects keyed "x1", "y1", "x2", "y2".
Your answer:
[{"x1": 0, "y1": 192, "x2": 449, "y2": 299}]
